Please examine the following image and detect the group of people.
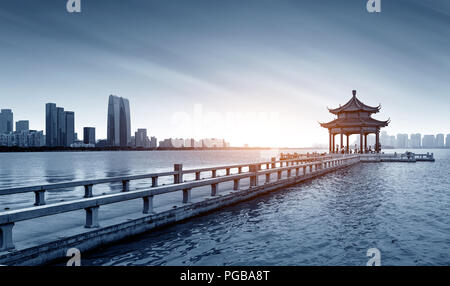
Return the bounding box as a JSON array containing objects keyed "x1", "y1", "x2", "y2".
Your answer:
[
  {"x1": 279, "y1": 152, "x2": 327, "y2": 161},
  {"x1": 335, "y1": 145, "x2": 377, "y2": 154}
]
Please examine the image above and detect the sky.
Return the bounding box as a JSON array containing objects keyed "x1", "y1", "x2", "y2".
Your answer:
[{"x1": 0, "y1": 0, "x2": 450, "y2": 147}]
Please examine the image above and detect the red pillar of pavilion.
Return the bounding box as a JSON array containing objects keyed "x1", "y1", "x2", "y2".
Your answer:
[
  {"x1": 329, "y1": 132, "x2": 332, "y2": 153},
  {"x1": 346, "y1": 135, "x2": 349, "y2": 153},
  {"x1": 360, "y1": 133, "x2": 363, "y2": 154},
  {"x1": 364, "y1": 134, "x2": 368, "y2": 153},
  {"x1": 376, "y1": 130, "x2": 380, "y2": 153}
]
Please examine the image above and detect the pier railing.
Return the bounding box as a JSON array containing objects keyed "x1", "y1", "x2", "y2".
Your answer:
[
  {"x1": 0, "y1": 155, "x2": 332, "y2": 205},
  {"x1": 0, "y1": 154, "x2": 360, "y2": 251}
]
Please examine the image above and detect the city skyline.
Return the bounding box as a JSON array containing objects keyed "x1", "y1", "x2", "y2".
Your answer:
[
  {"x1": 1, "y1": 1, "x2": 450, "y2": 147},
  {"x1": 1, "y1": 98, "x2": 233, "y2": 149},
  {"x1": 3, "y1": 99, "x2": 450, "y2": 148}
]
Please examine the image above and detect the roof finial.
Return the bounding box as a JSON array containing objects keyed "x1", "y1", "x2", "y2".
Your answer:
[{"x1": 352, "y1": 90, "x2": 357, "y2": 97}]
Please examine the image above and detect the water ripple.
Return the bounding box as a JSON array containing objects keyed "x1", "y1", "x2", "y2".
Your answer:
[{"x1": 77, "y1": 150, "x2": 450, "y2": 266}]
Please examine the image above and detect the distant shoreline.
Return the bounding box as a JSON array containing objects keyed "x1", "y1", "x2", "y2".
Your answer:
[
  {"x1": 1, "y1": 146, "x2": 448, "y2": 153},
  {"x1": 0, "y1": 146, "x2": 328, "y2": 153}
]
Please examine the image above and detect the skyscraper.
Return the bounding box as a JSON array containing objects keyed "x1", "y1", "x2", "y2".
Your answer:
[
  {"x1": 65, "y1": 111, "x2": 75, "y2": 146},
  {"x1": 0, "y1": 109, "x2": 13, "y2": 134},
  {"x1": 446, "y1": 134, "x2": 450, "y2": 148},
  {"x1": 107, "y1": 95, "x2": 131, "y2": 147},
  {"x1": 135, "y1": 128, "x2": 149, "y2": 148},
  {"x1": 57, "y1": 107, "x2": 66, "y2": 146},
  {"x1": 46, "y1": 103, "x2": 58, "y2": 147},
  {"x1": 410, "y1": 133, "x2": 421, "y2": 148},
  {"x1": 150, "y1": 136, "x2": 157, "y2": 148},
  {"x1": 83, "y1": 127, "x2": 96, "y2": 144},
  {"x1": 436, "y1": 134, "x2": 445, "y2": 148},
  {"x1": 396, "y1": 134, "x2": 409, "y2": 148},
  {"x1": 16, "y1": 120, "x2": 29, "y2": 132},
  {"x1": 422, "y1": 135, "x2": 436, "y2": 148},
  {"x1": 46, "y1": 103, "x2": 75, "y2": 147}
]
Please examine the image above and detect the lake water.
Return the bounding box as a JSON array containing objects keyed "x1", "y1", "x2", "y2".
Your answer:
[
  {"x1": 0, "y1": 149, "x2": 287, "y2": 209},
  {"x1": 1, "y1": 149, "x2": 449, "y2": 265}
]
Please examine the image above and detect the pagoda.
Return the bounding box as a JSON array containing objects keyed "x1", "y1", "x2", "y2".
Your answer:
[{"x1": 320, "y1": 90, "x2": 390, "y2": 154}]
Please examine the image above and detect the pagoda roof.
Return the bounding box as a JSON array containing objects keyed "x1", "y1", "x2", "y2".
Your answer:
[
  {"x1": 320, "y1": 116, "x2": 390, "y2": 129},
  {"x1": 328, "y1": 90, "x2": 380, "y2": 114}
]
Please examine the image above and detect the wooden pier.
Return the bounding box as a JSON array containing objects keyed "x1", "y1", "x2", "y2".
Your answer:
[{"x1": 0, "y1": 154, "x2": 361, "y2": 265}]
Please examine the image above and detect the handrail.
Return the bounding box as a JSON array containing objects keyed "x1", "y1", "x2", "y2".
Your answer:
[
  {"x1": 0, "y1": 172, "x2": 251, "y2": 225},
  {"x1": 0, "y1": 156, "x2": 355, "y2": 223},
  {"x1": 181, "y1": 156, "x2": 332, "y2": 174},
  {"x1": 0, "y1": 155, "x2": 333, "y2": 196},
  {"x1": 0, "y1": 155, "x2": 359, "y2": 250},
  {"x1": 0, "y1": 171, "x2": 177, "y2": 196}
]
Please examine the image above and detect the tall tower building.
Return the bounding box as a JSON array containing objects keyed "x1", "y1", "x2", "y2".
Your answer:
[
  {"x1": 46, "y1": 103, "x2": 75, "y2": 147},
  {"x1": 16, "y1": 120, "x2": 29, "y2": 132},
  {"x1": 135, "y1": 128, "x2": 148, "y2": 148},
  {"x1": 0, "y1": 109, "x2": 13, "y2": 133},
  {"x1": 422, "y1": 135, "x2": 436, "y2": 148},
  {"x1": 396, "y1": 134, "x2": 409, "y2": 148},
  {"x1": 410, "y1": 133, "x2": 422, "y2": 148},
  {"x1": 46, "y1": 103, "x2": 58, "y2": 147},
  {"x1": 57, "y1": 107, "x2": 66, "y2": 146},
  {"x1": 150, "y1": 136, "x2": 157, "y2": 148},
  {"x1": 107, "y1": 95, "x2": 131, "y2": 147},
  {"x1": 436, "y1": 134, "x2": 445, "y2": 148},
  {"x1": 83, "y1": 127, "x2": 96, "y2": 145},
  {"x1": 65, "y1": 111, "x2": 75, "y2": 146}
]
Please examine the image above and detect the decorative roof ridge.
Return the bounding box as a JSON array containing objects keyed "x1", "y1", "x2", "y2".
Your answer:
[{"x1": 328, "y1": 90, "x2": 381, "y2": 114}]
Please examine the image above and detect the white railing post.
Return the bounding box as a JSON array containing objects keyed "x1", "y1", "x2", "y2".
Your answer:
[
  {"x1": 143, "y1": 195, "x2": 154, "y2": 214},
  {"x1": 249, "y1": 164, "x2": 258, "y2": 187},
  {"x1": 84, "y1": 184, "x2": 93, "y2": 198},
  {"x1": 174, "y1": 164, "x2": 183, "y2": 183},
  {"x1": 271, "y1": 157, "x2": 276, "y2": 168},
  {"x1": 0, "y1": 223, "x2": 15, "y2": 251},
  {"x1": 152, "y1": 176, "x2": 158, "y2": 187},
  {"x1": 122, "y1": 180, "x2": 130, "y2": 192},
  {"x1": 211, "y1": 183, "x2": 218, "y2": 196},
  {"x1": 85, "y1": 206, "x2": 100, "y2": 228},
  {"x1": 182, "y1": 188, "x2": 191, "y2": 203},
  {"x1": 233, "y1": 179, "x2": 240, "y2": 190},
  {"x1": 34, "y1": 190, "x2": 46, "y2": 206}
]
